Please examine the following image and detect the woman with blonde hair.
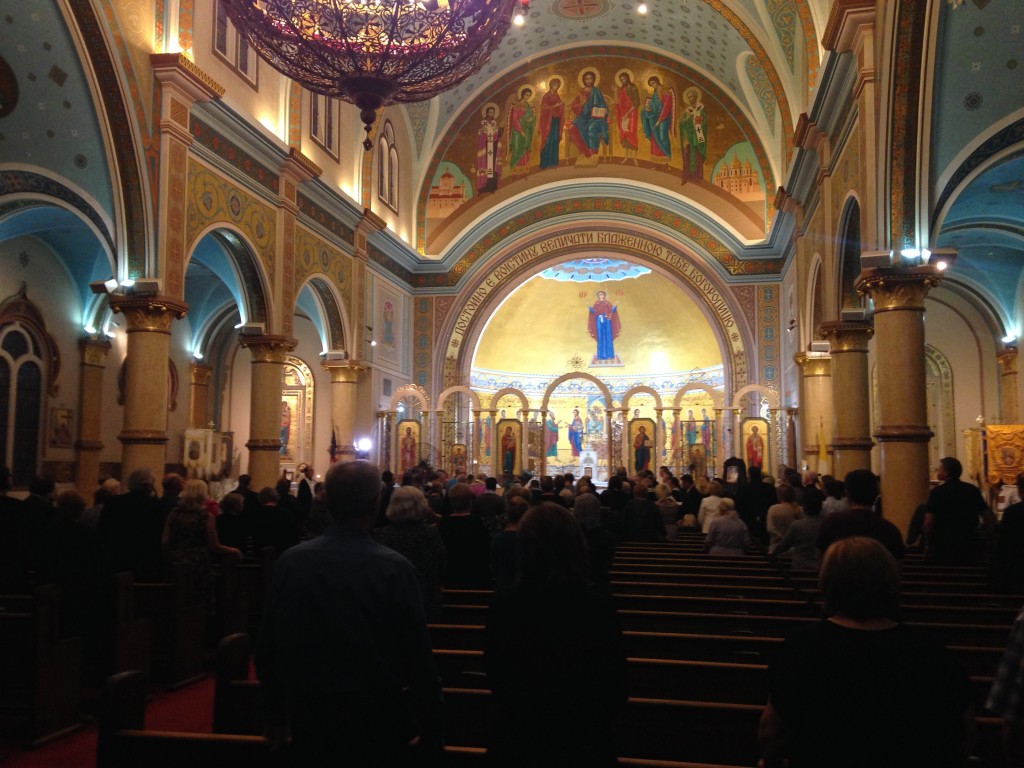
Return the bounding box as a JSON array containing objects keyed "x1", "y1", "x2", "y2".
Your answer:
[
  {"x1": 703, "y1": 498, "x2": 750, "y2": 556},
  {"x1": 163, "y1": 479, "x2": 241, "y2": 611},
  {"x1": 698, "y1": 480, "x2": 724, "y2": 534}
]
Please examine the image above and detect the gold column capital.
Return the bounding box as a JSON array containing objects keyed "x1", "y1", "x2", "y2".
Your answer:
[
  {"x1": 189, "y1": 362, "x2": 213, "y2": 386},
  {"x1": 109, "y1": 295, "x2": 189, "y2": 334},
  {"x1": 820, "y1": 319, "x2": 874, "y2": 352},
  {"x1": 240, "y1": 335, "x2": 296, "y2": 363},
  {"x1": 323, "y1": 362, "x2": 367, "y2": 383},
  {"x1": 998, "y1": 347, "x2": 1018, "y2": 374},
  {"x1": 794, "y1": 353, "x2": 832, "y2": 377},
  {"x1": 79, "y1": 335, "x2": 112, "y2": 366},
  {"x1": 855, "y1": 265, "x2": 942, "y2": 312}
]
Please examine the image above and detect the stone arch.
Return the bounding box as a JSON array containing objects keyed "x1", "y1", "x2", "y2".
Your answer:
[
  {"x1": 732, "y1": 383, "x2": 780, "y2": 410},
  {"x1": 673, "y1": 384, "x2": 725, "y2": 410},
  {"x1": 295, "y1": 274, "x2": 350, "y2": 353},
  {"x1": 837, "y1": 195, "x2": 863, "y2": 311},
  {"x1": 621, "y1": 386, "x2": 664, "y2": 411},
  {"x1": 390, "y1": 383, "x2": 431, "y2": 413},
  {"x1": 437, "y1": 385, "x2": 482, "y2": 412},
  {"x1": 184, "y1": 224, "x2": 273, "y2": 328},
  {"x1": 435, "y1": 224, "x2": 755, "y2": 401},
  {"x1": 540, "y1": 373, "x2": 613, "y2": 412},
  {"x1": 488, "y1": 387, "x2": 529, "y2": 416}
]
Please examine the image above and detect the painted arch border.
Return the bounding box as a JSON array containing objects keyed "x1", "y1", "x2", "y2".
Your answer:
[
  {"x1": 409, "y1": 195, "x2": 785, "y2": 291},
  {"x1": 434, "y1": 223, "x2": 757, "y2": 405}
]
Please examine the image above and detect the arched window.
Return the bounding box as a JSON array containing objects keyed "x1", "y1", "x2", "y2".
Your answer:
[
  {"x1": 377, "y1": 121, "x2": 399, "y2": 212},
  {"x1": 0, "y1": 323, "x2": 44, "y2": 486}
]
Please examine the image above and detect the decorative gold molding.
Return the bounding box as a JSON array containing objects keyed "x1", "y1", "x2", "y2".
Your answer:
[
  {"x1": 324, "y1": 362, "x2": 367, "y2": 383},
  {"x1": 998, "y1": 347, "x2": 1018, "y2": 375},
  {"x1": 150, "y1": 52, "x2": 225, "y2": 99},
  {"x1": 794, "y1": 353, "x2": 832, "y2": 378},
  {"x1": 239, "y1": 335, "x2": 297, "y2": 363},
  {"x1": 109, "y1": 295, "x2": 189, "y2": 334},
  {"x1": 117, "y1": 429, "x2": 169, "y2": 445},
  {"x1": 820, "y1": 320, "x2": 874, "y2": 352},
  {"x1": 247, "y1": 438, "x2": 287, "y2": 452},
  {"x1": 856, "y1": 266, "x2": 942, "y2": 312},
  {"x1": 874, "y1": 425, "x2": 933, "y2": 443},
  {"x1": 189, "y1": 362, "x2": 213, "y2": 386},
  {"x1": 283, "y1": 147, "x2": 322, "y2": 181},
  {"x1": 79, "y1": 336, "x2": 112, "y2": 366}
]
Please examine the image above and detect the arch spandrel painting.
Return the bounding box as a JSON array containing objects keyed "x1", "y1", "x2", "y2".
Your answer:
[{"x1": 420, "y1": 54, "x2": 772, "y2": 252}]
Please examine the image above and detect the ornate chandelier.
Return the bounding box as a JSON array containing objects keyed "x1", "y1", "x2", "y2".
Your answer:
[{"x1": 222, "y1": 0, "x2": 521, "y2": 149}]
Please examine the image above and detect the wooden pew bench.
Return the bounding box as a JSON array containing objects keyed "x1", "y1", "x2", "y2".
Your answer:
[
  {"x1": 0, "y1": 585, "x2": 82, "y2": 745},
  {"x1": 133, "y1": 570, "x2": 206, "y2": 689}
]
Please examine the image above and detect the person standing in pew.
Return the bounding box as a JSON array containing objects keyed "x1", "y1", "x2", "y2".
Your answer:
[
  {"x1": 98, "y1": 467, "x2": 166, "y2": 583},
  {"x1": 986, "y1": 600, "x2": 1024, "y2": 765},
  {"x1": 759, "y1": 536, "x2": 973, "y2": 768},
  {"x1": 816, "y1": 469, "x2": 905, "y2": 560},
  {"x1": 485, "y1": 502, "x2": 627, "y2": 767},
  {"x1": 924, "y1": 456, "x2": 995, "y2": 565},
  {"x1": 257, "y1": 460, "x2": 443, "y2": 766}
]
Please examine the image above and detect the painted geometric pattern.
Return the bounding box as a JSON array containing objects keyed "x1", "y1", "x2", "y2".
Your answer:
[
  {"x1": 745, "y1": 56, "x2": 777, "y2": 135},
  {"x1": 756, "y1": 284, "x2": 780, "y2": 384},
  {"x1": 296, "y1": 192, "x2": 355, "y2": 245},
  {"x1": 767, "y1": 0, "x2": 797, "y2": 71},
  {"x1": 368, "y1": 243, "x2": 415, "y2": 286},
  {"x1": 415, "y1": 296, "x2": 434, "y2": 389},
  {"x1": 406, "y1": 101, "x2": 430, "y2": 155},
  {"x1": 0, "y1": 170, "x2": 115, "y2": 258},
  {"x1": 185, "y1": 159, "x2": 277, "y2": 280},
  {"x1": 409, "y1": 197, "x2": 784, "y2": 290},
  {"x1": 795, "y1": 0, "x2": 820, "y2": 87},
  {"x1": 190, "y1": 116, "x2": 279, "y2": 194},
  {"x1": 295, "y1": 226, "x2": 353, "y2": 313},
  {"x1": 730, "y1": 284, "x2": 758, "y2": 340}
]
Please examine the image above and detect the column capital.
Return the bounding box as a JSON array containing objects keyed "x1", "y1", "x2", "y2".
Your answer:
[
  {"x1": 998, "y1": 347, "x2": 1018, "y2": 374},
  {"x1": 820, "y1": 319, "x2": 874, "y2": 352},
  {"x1": 109, "y1": 295, "x2": 189, "y2": 334},
  {"x1": 79, "y1": 335, "x2": 112, "y2": 366},
  {"x1": 189, "y1": 362, "x2": 213, "y2": 386},
  {"x1": 794, "y1": 353, "x2": 832, "y2": 377},
  {"x1": 323, "y1": 361, "x2": 367, "y2": 383},
  {"x1": 856, "y1": 265, "x2": 942, "y2": 312},
  {"x1": 240, "y1": 334, "x2": 296, "y2": 363}
]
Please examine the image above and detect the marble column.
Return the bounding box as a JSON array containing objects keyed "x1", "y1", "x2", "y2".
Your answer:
[
  {"x1": 998, "y1": 347, "x2": 1019, "y2": 424},
  {"x1": 76, "y1": 336, "x2": 111, "y2": 496},
  {"x1": 794, "y1": 353, "x2": 833, "y2": 474},
  {"x1": 239, "y1": 334, "x2": 295, "y2": 490},
  {"x1": 188, "y1": 362, "x2": 213, "y2": 430},
  {"x1": 821, "y1": 320, "x2": 874, "y2": 477},
  {"x1": 323, "y1": 362, "x2": 365, "y2": 464},
  {"x1": 856, "y1": 265, "x2": 942, "y2": 534},
  {"x1": 109, "y1": 295, "x2": 188, "y2": 480}
]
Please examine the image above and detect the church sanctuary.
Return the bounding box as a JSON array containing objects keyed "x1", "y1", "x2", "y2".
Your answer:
[{"x1": 2, "y1": 0, "x2": 1024, "y2": 765}]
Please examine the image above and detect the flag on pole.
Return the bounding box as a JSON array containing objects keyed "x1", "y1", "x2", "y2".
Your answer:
[{"x1": 329, "y1": 428, "x2": 339, "y2": 464}]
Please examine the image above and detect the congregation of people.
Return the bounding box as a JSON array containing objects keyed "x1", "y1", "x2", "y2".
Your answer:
[{"x1": 6, "y1": 453, "x2": 1024, "y2": 766}]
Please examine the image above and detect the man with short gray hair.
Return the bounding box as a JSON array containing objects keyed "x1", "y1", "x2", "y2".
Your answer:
[
  {"x1": 257, "y1": 461, "x2": 442, "y2": 764},
  {"x1": 97, "y1": 467, "x2": 165, "y2": 582}
]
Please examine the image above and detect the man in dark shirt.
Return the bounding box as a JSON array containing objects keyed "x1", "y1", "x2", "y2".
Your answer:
[
  {"x1": 817, "y1": 469, "x2": 905, "y2": 559},
  {"x1": 993, "y1": 473, "x2": 1024, "y2": 591},
  {"x1": 737, "y1": 466, "x2": 776, "y2": 543},
  {"x1": 473, "y1": 476, "x2": 506, "y2": 534},
  {"x1": 440, "y1": 483, "x2": 492, "y2": 587},
  {"x1": 256, "y1": 460, "x2": 442, "y2": 765},
  {"x1": 924, "y1": 456, "x2": 993, "y2": 564}
]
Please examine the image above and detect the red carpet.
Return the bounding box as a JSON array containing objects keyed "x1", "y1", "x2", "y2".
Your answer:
[{"x1": 0, "y1": 676, "x2": 215, "y2": 768}]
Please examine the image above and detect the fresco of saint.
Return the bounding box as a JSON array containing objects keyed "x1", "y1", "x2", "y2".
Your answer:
[
  {"x1": 567, "y1": 70, "x2": 609, "y2": 160},
  {"x1": 587, "y1": 290, "x2": 621, "y2": 362},
  {"x1": 476, "y1": 104, "x2": 502, "y2": 193},
  {"x1": 615, "y1": 69, "x2": 641, "y2": 165},
  {"x1": 679, "y1": 86, "x2": 707, "y2": 182},
  {"x1": 507, "y1": 87, "x2": 537, "y2": 172},
  {"x1": 568, "y1": 408, "x2": 585, "y2": 457},
  {"x1": 539, "y1": 78, "x2": 564, "y2": 169},
  {"x1": 544, "y1": 412, "x2": 559, "y2": 457},
  {"x1": 641, "y1": 75, "x2": 674, "y2": 164}
]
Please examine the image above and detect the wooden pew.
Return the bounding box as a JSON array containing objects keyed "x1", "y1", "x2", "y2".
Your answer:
[
  {"x1": 234, "y1": 547, "x2": 275, "y2": 634},
  {"x1": 133, "y1": 569, "x2": 206, "y2": 689},
  {"x1": 97, "y1": 670, "x2": 280, "y2": 768},
  {"x1": 211, "y1": 559, "x2": 249, "y2": 644},
  {"x1": 0, "y1": 585, "x2": 82, "y2": 745},
  {"x1": 100, "y1": 572, "x2": 153, "y2": 684}
]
